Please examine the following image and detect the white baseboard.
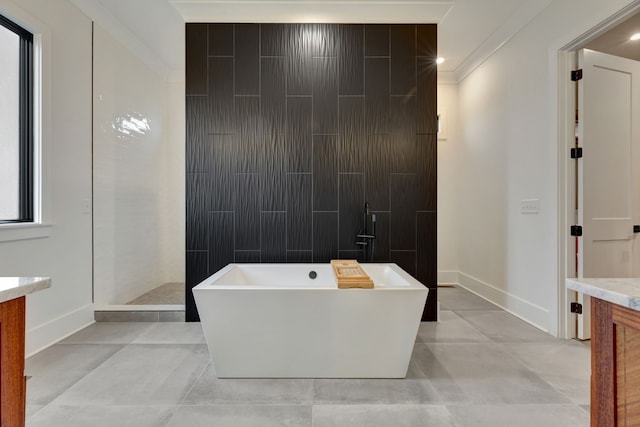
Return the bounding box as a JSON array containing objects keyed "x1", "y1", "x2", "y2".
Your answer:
[
  {"x1": 456, "y1": 272, "x2": 550, "y2": 333},
  {"x1": 26, "y1": 304, "x2": 95, "y2": 357},
  {"x1": 437, "y1": 270, "x2": 459, "y2": 285}
]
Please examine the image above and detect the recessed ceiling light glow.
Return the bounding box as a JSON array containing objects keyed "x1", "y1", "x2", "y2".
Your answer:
[
  {"x1": 436, "y1": 57, "x2": 445, "y2": 65},
  {"x1": 630, "y1": 33, "x2": 640, "y2": 41}
]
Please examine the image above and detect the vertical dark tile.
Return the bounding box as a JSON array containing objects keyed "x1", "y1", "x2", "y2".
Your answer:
[
  {"x1": 365, "y1": 25, "x2": 389, "y2": 57},
  {"x1": 235, "y1": 24, "x2": 260, "y2": 95},
  {"x1": 208, "y1": 57, "x2": 234, "y2": 133},
  {"x1": 417, "y1": 134, "x2": 437, "y2": 211},
  {"x1": 185, "y1": 250, "x2": 208, "y2": 322},
  {"x1": 290, "y1": 24, "x2": 314, "y2": 57},
  {"x1": 418, "y1": 199, "x2": 438, "y2": 321},
  {"x1": 287, "y1": 251, "x2": 312, "y2": 263},
  {"x1": 390, "y1": 251, "x2": 417, "y2": 277},
  {"x1": 365, "y1": 58, "x2": 389, "y2": 134},
  {"x1": 313, "y1": 135, "x2": 339, "y2": 211},
  {"x1": 370, "y1": 211, "x2": 389, "y2": 262},
  {"x1": 339, "y1": 25, "x2": 364, "y2": 96},
  {"x1": 235, "y1": 251, "x2": 261, "y2": 263},
  {"x1": 235, "y1": 96, "x2": 263, "y2": 173},
  {"x1": 186, "y1": 96, "x2": 209, "y2": 173},
  {"x1": 208, "y1": 212, "x2": 234, "y2": 272},
  {"x1": 235, "y1": 174, "x2": 261, "y2": 250},
  {"x1": 390, "y1": 25, "x2": 416, "y2": 97},
  {"x1": 287, "y1": 174, "x2": 312, "y2": 250},
  {"x1": 339, "y1": 250, "x2": 365, "y2": 263},
  {"x1": 313, "y1": 212, "x2": 339, "y2": 262},
  {"x1": 339, "y1": 173, "x2": 365, "y2": 251},
  {"x1": 288, "y1": 55, "x2": 313, "y2": 96},
  {"x1": 390, "y1": 96, "x2": 417, "y2": 173},
  {"x1": 390, "y1": 173, "x2": 417, "y2": 250},
  {"x1": 262, "y1": 134, "x2": 287, "y2": 211},
  {"x1": 186, "y1": 24, "x2": 207, "y2": 95},
  {"x1": 310, "y1": 24, "x2": 338, "y2": 57},
  {"x1": 365, "y1": 135, "x2": 390, "y2": 211},
  {"x1": 339, "y1": 97, "x2": 366, "y2": 173},
  {"x1": 312, "y1": 57, "x2": 338, "y2": 134},
  {"x1": 261, "y1": 212, "x2": 287, "y2": 262},
  {"x1": 262, "y1": 57, "x2": 287, "y2": 135},
  {"x1": 423, "y1": 288, "x2": 438, "y2": 321},
  {"x1": 262, "y1": 173, "x2": 287, "y2": 212},
  {"x1": 287, "y1": 97, "x2": 312, "y2": 173},
  {"x1": 417, "y1": 211, "x2": 437, "y2": 286},
  {"x1": 186, "y1": 173, "x2": 209, "y2": 250},
  {"x1": 186, "y1": 24, "x2": 435, "y2": 324},
  {"x1": 417, "y1": 56, "x2": 438, "y2": 134},
  {"x1": 209, "y1": 134, "x2": 236, "y2": 211},
  {"x1": 208, "y1": 24, "x2": 233, "y2": 56},
  {"x1": 287, "y1": 24, "x2": 313, "y2": 96},
  {"x1": 262, "y1": 24, "x2": 288, "y2": 56},
  {"x1": 417, "y1": 24, "x2": 437, "y2": 58}
]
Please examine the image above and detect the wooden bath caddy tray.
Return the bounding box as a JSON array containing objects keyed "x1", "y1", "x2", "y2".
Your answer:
[{"x1": 331, "y1": 260, "x2": 374, "y2": 289}]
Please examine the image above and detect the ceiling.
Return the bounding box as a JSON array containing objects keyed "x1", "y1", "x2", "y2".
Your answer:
[
  {"x1": 71, "y1": 0, "x2": 556, "y2": 82},
  {"x1": 585, "y1": 12, "x2": 640, "y2": 61}
]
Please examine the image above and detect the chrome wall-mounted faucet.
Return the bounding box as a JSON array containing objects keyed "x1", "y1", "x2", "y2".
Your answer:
[{"x1": 356, "y1": 202, "x2": 376, "y2": 261}]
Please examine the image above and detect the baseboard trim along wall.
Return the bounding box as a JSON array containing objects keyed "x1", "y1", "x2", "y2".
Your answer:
[
  {"x1": 26, "y1": 304, "x2": 95, "y2": 357},
  {"x1": 437, "y1": 270, "x2": 550, "y2": 334},
  {"x1": 437, "y1": 270, "x2": 459, "y2": 285}
]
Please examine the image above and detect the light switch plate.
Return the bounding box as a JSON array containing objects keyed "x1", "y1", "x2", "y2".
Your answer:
[{"x1": 521, "y1": 199, "x2": 540, "y2": 214}]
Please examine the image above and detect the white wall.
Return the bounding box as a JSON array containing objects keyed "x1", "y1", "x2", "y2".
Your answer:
[
  {"x1": 165, "y1": 81, "x2": 186, "y2": 283},
  {"x1": 436, "y1": 83, "x2": 459, "y2": 283},
  {"x1": 0, "y1": 0, "x2": 93, "y2": 355},
  {"x1": 455, "y1": 0, "x2": 637, "y2": 335},
  {"x1": 93, "y1": 23, "x2": 182, "y2": 306}
]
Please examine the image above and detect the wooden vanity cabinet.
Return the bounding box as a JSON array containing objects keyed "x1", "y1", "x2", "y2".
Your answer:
[
  {"x1": 0, "y1": 296, "x2": 26, "y2": 427},
  {"x1": 592, "y1": 297, "x2": 640, "y2": 426}
]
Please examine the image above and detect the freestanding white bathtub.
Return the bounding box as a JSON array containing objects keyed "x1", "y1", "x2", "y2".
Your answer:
[{"x1": 192, "y1": 263, "x2": 428, "y2": 378}]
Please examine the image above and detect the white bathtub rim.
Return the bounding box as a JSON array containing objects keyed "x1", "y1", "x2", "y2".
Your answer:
[{"x1": 192, "y1": 262, "x2": 428, "y2": 291}]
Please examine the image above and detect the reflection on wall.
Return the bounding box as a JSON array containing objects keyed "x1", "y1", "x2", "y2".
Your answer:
[
  {"x1": 185, "y1": 23, "x2": 437, "y2": 321},
  {"x1": 93, "y1": 23, "x2": 180, "y2": 306}
]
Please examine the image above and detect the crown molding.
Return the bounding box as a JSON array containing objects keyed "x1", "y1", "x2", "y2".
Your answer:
[{"x1": 454, "y1": 0, "x2": 553, "y2": 83}]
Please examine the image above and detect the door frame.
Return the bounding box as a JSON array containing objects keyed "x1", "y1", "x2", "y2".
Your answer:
[{"x1": 556, "y1": 1, "x2": 640, "y2": 338}]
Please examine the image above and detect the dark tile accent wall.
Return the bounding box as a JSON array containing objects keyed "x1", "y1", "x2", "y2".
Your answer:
[{"x1": 186, "y1": 23, "x2": 437, "y2": 322}]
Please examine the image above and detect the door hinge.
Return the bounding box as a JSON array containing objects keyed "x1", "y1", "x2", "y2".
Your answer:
[
  {"x1": 570, "y1": 147, "x2": 582, "y2": 159},
  {"x1": 570, "y1": 302, "x2": 583, "y2": 314},
  {"x1": 570, "y1": 225, "x2": 583, "y2": 237},
  {"x1": 571, "y1": 69, "x2": 583, "y2": 81}
]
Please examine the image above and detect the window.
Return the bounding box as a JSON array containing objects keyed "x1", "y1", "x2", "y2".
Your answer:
[{"x1": 0, "y1": 14, "x2": 33, "y2": 223}]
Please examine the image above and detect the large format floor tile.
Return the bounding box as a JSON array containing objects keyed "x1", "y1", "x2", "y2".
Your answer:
[
  {"x1": 455, "y1": 310, "x2": 557, "y2": 342},
  {"x1": 447, "y1": 404, "x2": 590, "y2": 427},
  {"x1": 166, "y1": 405, "x2": 312, "y2": 427},
  {"x1": 27, "y1": 405, "x2": 175, "y2": 427},
  {"x1": 418, "y1": 310, "x2": 490, "y2": 343},
  {"x1": 26, "y1": 344, "x2": 124, "y2": 406},
  {"x1": 313, "y1": 378, "x2": 442, "y2": 405},
  {"x1": 53, "y1": 344, "x2": 209, "y2": 406},
  {"x1": 438, "y1": 287, "x2": 501, "y2": 311},
  {"x1": 182, "y1": 364, "x2": 314, "y2": 405},
  {"x1": 419, "y1": 343, "x2": 571, "y2": 404},
  {"x1": 312, "y1": 404, "x2": 457, "y2": 427},
  {"x1": 25, "y1": 286, "x2": 591, "y2": 427},
  {"x1": 501, "y1": 340, "x2": 591, "y2": 404},
  {"x1": 131, "y1": 322, "x2": 205, "y2": 344},
  {"x1": 59, "y1": 322, "x2": 155, "y2": 344}
]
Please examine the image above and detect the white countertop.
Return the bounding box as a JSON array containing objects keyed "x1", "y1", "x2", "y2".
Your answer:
[
  {"x1": 0, "y1": 277, "x2": 51, "y2": 304},
  {"x1": 566, "y1": 278, "x2": 640, "y2": 311}
]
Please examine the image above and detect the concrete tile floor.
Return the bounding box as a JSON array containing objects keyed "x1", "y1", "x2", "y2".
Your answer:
[{"x1": 25, "y1": 287, "x2": 591, "y2": 426}]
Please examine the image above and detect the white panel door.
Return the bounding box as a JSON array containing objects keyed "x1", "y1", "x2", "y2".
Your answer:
[{"x1": 577, "y1": 49, "x2": 640, "y2": 339}]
